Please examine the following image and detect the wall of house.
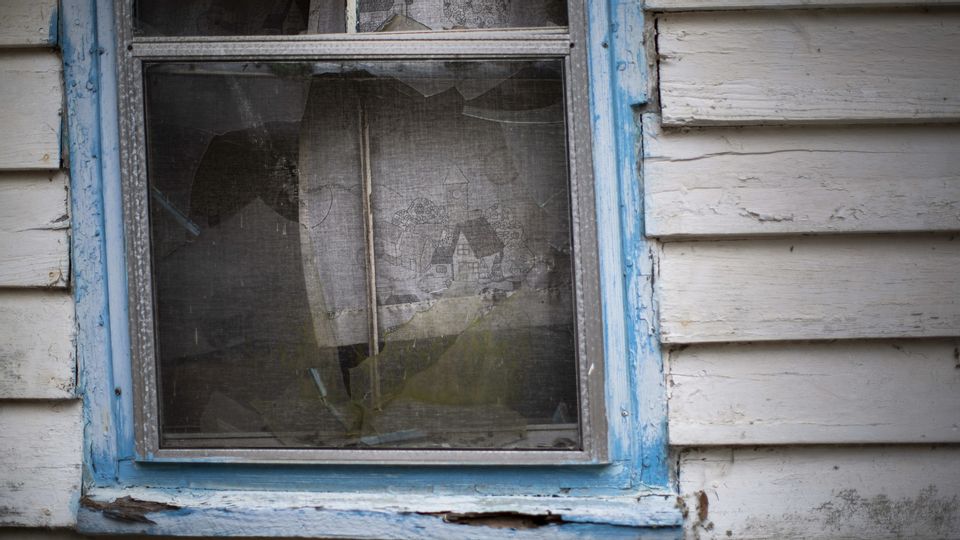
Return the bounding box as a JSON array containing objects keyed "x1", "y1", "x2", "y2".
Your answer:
[
  {"x1": 2, "y1": 0, "x2": 959, "y2": 538},
  {"x1": 645, "y1": 3, "x2": 960, "y2": 538},
  {"x1": 0, "y1": 0, "x2": 83, "y2": 530}
]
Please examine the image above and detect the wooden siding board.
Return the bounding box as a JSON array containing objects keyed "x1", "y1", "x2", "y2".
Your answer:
[
  {"x1": 679, "y1": 446, "x2": 960, "y2": 539},
  {"x1": 0, "y1": 50, "x2": 62, "y2": 169},
  {"x1": 657, "y1": 11, "x2": 960, "y2": 125},
  {"x1": 0, "y1": 229, "x2": 69, "y2": 287},
  {"x1": 642, "y1": 116, "x2": 960, "y2": 237},
  {"x1": 668, "y1": 340, "x2": 960, "y2": 445},
  {"x1": 648, "y1": 0, "x2": 960, "y2": 10},
  {"x1": 0, "y1": 401, "x2": 82, "y2": 528},
  {"x1": 0, "y1": 0, "x2": 57, "y2": 47},
  {"x1": 0, "y1": 172, "x2": 70, "y2": 287},
  {"x1": 657, "y1": 235, "x2": 960, "y2": 343},
  {"x1": 0, "y1": 171, "x2": 69, "y2": 231},
  {"x1": 0, "y1": 290, "x2": 75, "y2": 399}
]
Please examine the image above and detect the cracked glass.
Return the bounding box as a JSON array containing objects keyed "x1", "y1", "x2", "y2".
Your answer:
[{"x1": 145, "y1": 60, "x2": 580, "y2": 450}]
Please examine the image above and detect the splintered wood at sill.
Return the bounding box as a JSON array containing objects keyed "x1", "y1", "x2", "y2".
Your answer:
[
  {"x1": 420, "y1": 510, "x2": 565, "y2": 529},
  {"x1": 80, "y1": 496, "x2": 181, "y2": 525}
]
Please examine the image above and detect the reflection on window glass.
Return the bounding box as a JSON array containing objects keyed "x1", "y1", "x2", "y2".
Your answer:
[
  {"x1": 134, "y1": 0, "x2": 345, "y2": 36},
  {"x1": 358, "y1": 0, "x2": 567, "y2": 32},
  {"x1": 145, "y1": 60, "x2": 578, "y2": 451}
]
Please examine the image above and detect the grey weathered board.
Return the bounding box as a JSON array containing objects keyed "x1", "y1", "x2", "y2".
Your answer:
[
  {"x1": 0, "y1": 172, "x2": 70, "y2": 287},
  {"x1": 0, "y1": 401, "x2": 82, "y2": 528},
  {"x1": 679, "y1": 446, "x2": 960, "y2": 539},
  {"x1": 0, "y1": 50, "x2": 63, "y2": 169},
  {"x1": 668, "y1": 339, "x2": 960, "y2": 445},
  {"x1": 642, "y1": 115, "x2": 960, "y2": 237},
  {"x1": 0, "y1": 290, "x2": 75, "y2": 399},
  {"x1": 657, "y1": 10, "x2": 960, "y2": 125},
  {"x1": 0, "y1": 0, "x2": 57, "y2": 47},
  {"x1": 657, "y1": 235, "x2": 960, "y2": 343}
]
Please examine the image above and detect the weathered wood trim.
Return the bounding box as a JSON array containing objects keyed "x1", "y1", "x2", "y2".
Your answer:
[
  {"x1": 78, "y1": 488, "x2": 682, "y2": 538},
  {"x1": 657, "y1": 10, "x2": 960, "y2": 125},
  {"x1": 0, "y1": 290, "x2": 75, "y2": 399},
  {"x1": 0, "y1": 400, "x2": 82, "y2": 528},
  {"x1": 679, "y1": 446, "x2": 960, "y2": 539},
  {"x1": 68, "y1": 0, "x2": 679, "y2": 522},
  {"x1": 0, "y1": 0, "x2": 58, "y2": 47},
  {"x1": 657, "y1": 235, "x2": 960, "y2": 343},
  {"x1": 668, "y1": 339, "x2": 960, "y2": 445},
  {"x1": 0, "y1": 50, "x2": 62, "y2": 168},
  {"x1": 647, "y1": 0, "x2": 960, "y2": 10},
  {"x1": 642, "y1": 116, "x2": 960, "y2": 237}
]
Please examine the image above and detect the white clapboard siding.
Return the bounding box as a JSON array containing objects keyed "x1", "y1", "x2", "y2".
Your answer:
[
  {"x1": 642, "y1": 116, "x2": 960, "y2": 237},
  {"x1": 0, "y1": 290, "x2": 75, "y2": 399},
  {"x1": 0, "y1": 172, "x2": 70, "y2": 288},
  {"x1": 0, "y1": 172, "x2": 69, "y2": 231},
  {"x1": 0, "y1": 401, "x2": 82, "y2": 528},
  {"x1": 657, "y1": 11, "x2": 960, "y2": 125},
  {"x1": 679, "y1": 446, "x2": 960, "y2": 539},
  {"x1": 0, "y1": 0, "x2": 58, "y2": 47},
  {"x1": 0, "y1": 229, "x2": 69, "y2": 287},
  {"x1": 657, "y1": 235, "x2": 960, "y2": 343},
  {"x1": 648, "y1": 0, "x2": 960, "y2": 10},
  {"x1": 668, "y1": 340, "x2": 960, "y2": 445},
  {"x1": 0, "y1": 50, "x2": 62, "y2": 169}
]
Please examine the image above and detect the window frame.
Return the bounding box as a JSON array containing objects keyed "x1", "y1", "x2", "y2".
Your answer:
[
  {"x1": 67, "y1": 0, "x2": 678, "y2": 533},
  {"x1": 116, "y1": 0, "x2": 606, "y2": 466}
]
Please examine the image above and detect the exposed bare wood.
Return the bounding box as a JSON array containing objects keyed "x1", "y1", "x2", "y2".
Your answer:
[
  {"x1": 657, "y1": 235, "x2": 960, "y2": 343},
  {"x1": 0, "y1": 290, "x2": 75, "y2": 399},
  {"x1": 0, "y1": 50, "x2": 62, "y2": 168},
  {"x1": 0, "y1": 400, "x2": 82, "y2": 528},
  {"x1": 0, "y1": 0, "x2": 57, "y2": 47},
  {"x1": 642, "y1": 116, "x2": 960, "y2": 237},
  {"x1": 679, "y1": 446, "x2": 960, "y2": 539},
  {"x1": 648, "y1": 0, "x2": 960, "y2": 10},
  {"x1": 657, "y1": 11, "x2": 960, "y2": 125},
  {"x1": 668, "y1": 339, "x2": 960, "y2": 445}
]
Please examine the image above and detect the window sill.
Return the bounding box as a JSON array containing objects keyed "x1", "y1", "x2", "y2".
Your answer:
[{"x1": 77, "y1": 487, "x2": 682, "y2": 538}]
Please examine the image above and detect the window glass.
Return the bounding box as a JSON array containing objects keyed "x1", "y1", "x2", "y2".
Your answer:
[
  {"x1": 144, "y1": 60, "x2": 579, "y2": 451},
  {"x1": 134, "y1": 0, "x2": 345, "y2": 36},
  {"x1": 357, "y1": 0, "x2": 567, "y2": 32}
]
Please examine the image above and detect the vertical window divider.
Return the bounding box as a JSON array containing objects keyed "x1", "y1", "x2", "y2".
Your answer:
[{"x1": 358, "y1": 101, "x2": 382, "y2": 410}]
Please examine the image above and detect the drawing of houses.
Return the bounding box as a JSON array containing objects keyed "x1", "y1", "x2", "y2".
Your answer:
[{"x1": 450, "y1": 217, "x2": 504, "y2": 283}]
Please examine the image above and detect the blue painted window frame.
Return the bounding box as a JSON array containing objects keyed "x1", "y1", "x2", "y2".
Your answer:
[{"x1": 64, "y1": 0, "x2": 676, "y2": 532}]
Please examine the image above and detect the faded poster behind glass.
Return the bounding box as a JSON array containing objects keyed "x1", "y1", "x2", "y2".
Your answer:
[
  {"x1": 145, "y1": 60, "x2": 579, "y2": 450},
  {"x1": 358, "y1": 0, "x2": 567, "y2": 32}
]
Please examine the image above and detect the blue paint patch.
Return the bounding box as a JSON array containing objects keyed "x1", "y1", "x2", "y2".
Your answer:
[{"x1": 48, "y1": 3, "x2": 60, "y2": 46}]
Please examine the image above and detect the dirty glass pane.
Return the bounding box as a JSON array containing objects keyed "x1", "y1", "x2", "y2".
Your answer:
[
  {"x1": 357, "y1": 0, "x2": 567, "y2": 32},
  {"x1": 134, "y1": 0, "x2": 345, "y2": 36},
  {"x1": 145, "y1": 60, "x2": 578, "y2": 450}
]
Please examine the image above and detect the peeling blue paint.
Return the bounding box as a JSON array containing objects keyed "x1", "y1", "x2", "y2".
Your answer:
[
  {"x1": 62, "y1": 0, "x2": 120, "y2": 488},
  {"x1": 48, "y1": 3, "x2": 60, "y2": 47},
  {"x1": 66, "y1": 0, "x2": 678, "y2": 533}
]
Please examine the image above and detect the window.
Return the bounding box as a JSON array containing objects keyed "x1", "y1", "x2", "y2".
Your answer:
[{"x1": 117, "y1": 0, "x2": 606, "y2": 464}]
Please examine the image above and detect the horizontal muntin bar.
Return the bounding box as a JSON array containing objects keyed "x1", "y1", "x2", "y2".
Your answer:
[
  {"x1": 131, "y1": 27, "x2": 569, "y2": 43},
  {"x1": 131, "y1": 39, "x2": 573, "y2": 59},
  {"x1": 144, "y1": 448, "x2": 602, "y2": 466}
]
